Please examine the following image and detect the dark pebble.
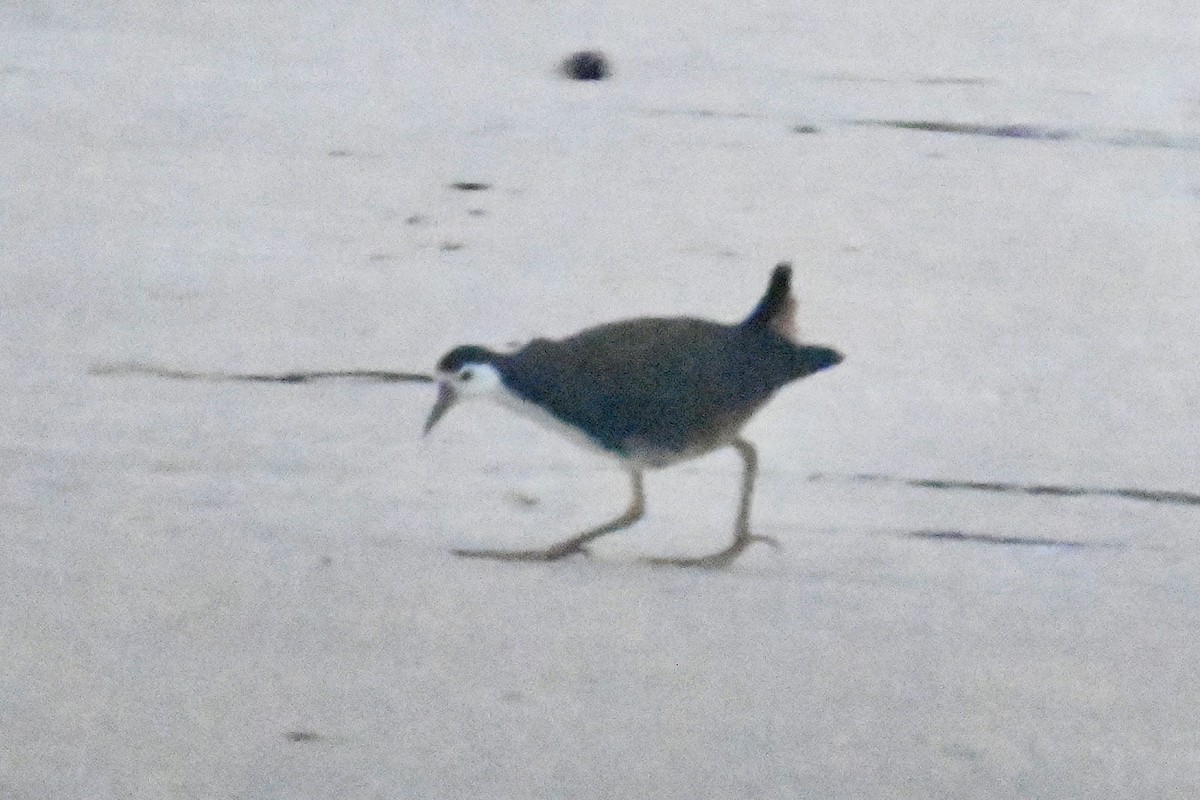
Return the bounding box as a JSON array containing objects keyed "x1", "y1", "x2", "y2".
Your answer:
[{"x1": 561, "y1": 50, "x2": 610, "y2": 81}]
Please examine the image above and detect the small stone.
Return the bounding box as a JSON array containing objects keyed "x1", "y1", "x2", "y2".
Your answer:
[{"x1": 561, "y1": 50, "x2": 610, "y2": 81}]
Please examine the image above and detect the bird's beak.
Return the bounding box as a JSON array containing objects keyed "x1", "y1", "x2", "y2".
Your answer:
[{"x1": 423, "y1": 381, "x2": 457, "y2": 435}]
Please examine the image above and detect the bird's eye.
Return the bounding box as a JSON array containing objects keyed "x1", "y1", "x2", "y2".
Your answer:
[{"x1": 460, "y1": 369, "x2": 474, "y2": 381}]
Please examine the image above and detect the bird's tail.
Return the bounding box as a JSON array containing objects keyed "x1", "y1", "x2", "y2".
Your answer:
[{"x1": 742, "y1": 262, "x2": 798, "y2": 341}]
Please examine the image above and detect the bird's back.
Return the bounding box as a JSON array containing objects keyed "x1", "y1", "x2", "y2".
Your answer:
[{"x1": 498, "y1": 317, "x2": 838, "y2": 463}]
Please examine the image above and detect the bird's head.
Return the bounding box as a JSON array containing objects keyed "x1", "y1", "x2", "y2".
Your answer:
[{"x1": 423, "y1": 345, "x2": 505, "y2": 435}]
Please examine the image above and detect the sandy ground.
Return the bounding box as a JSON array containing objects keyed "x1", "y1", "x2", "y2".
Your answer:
[{"x1": 3, "y1": 2, "x2": 1199, "y2": 797}]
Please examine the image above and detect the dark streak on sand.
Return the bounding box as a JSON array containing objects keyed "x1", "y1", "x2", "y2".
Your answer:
[
  {"x1": 849, "y1": 119, "x2": 1075, "y2": 141},
  {"x1": 326, "y1": 149, "x2": 383, "y2": 159},
  {"x1": 90, "y1": 362, "x2": 434, "y2": 384},
  {"x1": 849, "y1": 119, "x2": 1200, "y2": 150},
  {"x1": 638, "y1": 108, "x2": 759, "y2": 120},
  {"x1": 908, "y1": 530, "x2": 1124, "y2": 549},
  {"x1": 637, "y1": 106, "x2": 1200, "y2": 151},
  {"x1": 810, "y1": 72, "x2": 995, "y2": 86},
  {"x1": 811, "y1": 472, "x2": 1200, "y2": 508}
]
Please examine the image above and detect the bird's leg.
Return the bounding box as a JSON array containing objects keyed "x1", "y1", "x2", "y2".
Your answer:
[
  {"x1": 646, "y1": 437, "x2": 779, "y2": 569},
  {"x1": 453, "y1": 470, "x2": 645, "y2": 562}
]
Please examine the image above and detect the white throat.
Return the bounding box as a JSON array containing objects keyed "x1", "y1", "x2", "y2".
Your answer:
[
  {"x1": 444, "y1": 362, "x2": 505, "y2": 399},
  {"x1": 439, "y1": 361, "x2": 625, "y2": 463}
]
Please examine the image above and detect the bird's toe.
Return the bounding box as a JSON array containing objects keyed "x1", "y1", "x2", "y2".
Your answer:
[
  {"x1": 643, "y1": 533, "x2": 780, "y2": 569},
  {"x1": 749, "y1": 534, "x2": 782, "y2": 551}
]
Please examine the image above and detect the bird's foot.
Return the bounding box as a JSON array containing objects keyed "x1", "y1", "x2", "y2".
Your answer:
[
  {"x1": 643, "y1": 534, "x2": 780, "y2": 569},
  {"x1": 452, "y1": 540, "x2": 590, "y2": 562}
]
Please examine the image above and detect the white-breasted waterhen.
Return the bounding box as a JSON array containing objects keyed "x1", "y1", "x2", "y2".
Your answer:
[{"x1": 425, "y1": 262, "x2": 842, "y2": 567}]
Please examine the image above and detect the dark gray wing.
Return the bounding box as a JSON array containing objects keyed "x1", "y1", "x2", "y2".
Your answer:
[{"x1": 498, "y1": 318, "x2": 835, "y2": 456}]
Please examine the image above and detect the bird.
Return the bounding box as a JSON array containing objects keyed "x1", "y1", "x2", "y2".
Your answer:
[{"x1": 423, "y1": 262, "x2": 843, "y2": 567}]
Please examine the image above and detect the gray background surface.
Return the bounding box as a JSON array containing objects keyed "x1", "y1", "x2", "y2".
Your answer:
[{"x1": 3, "y1": 2, "x2": 1198, "y2": 797}]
